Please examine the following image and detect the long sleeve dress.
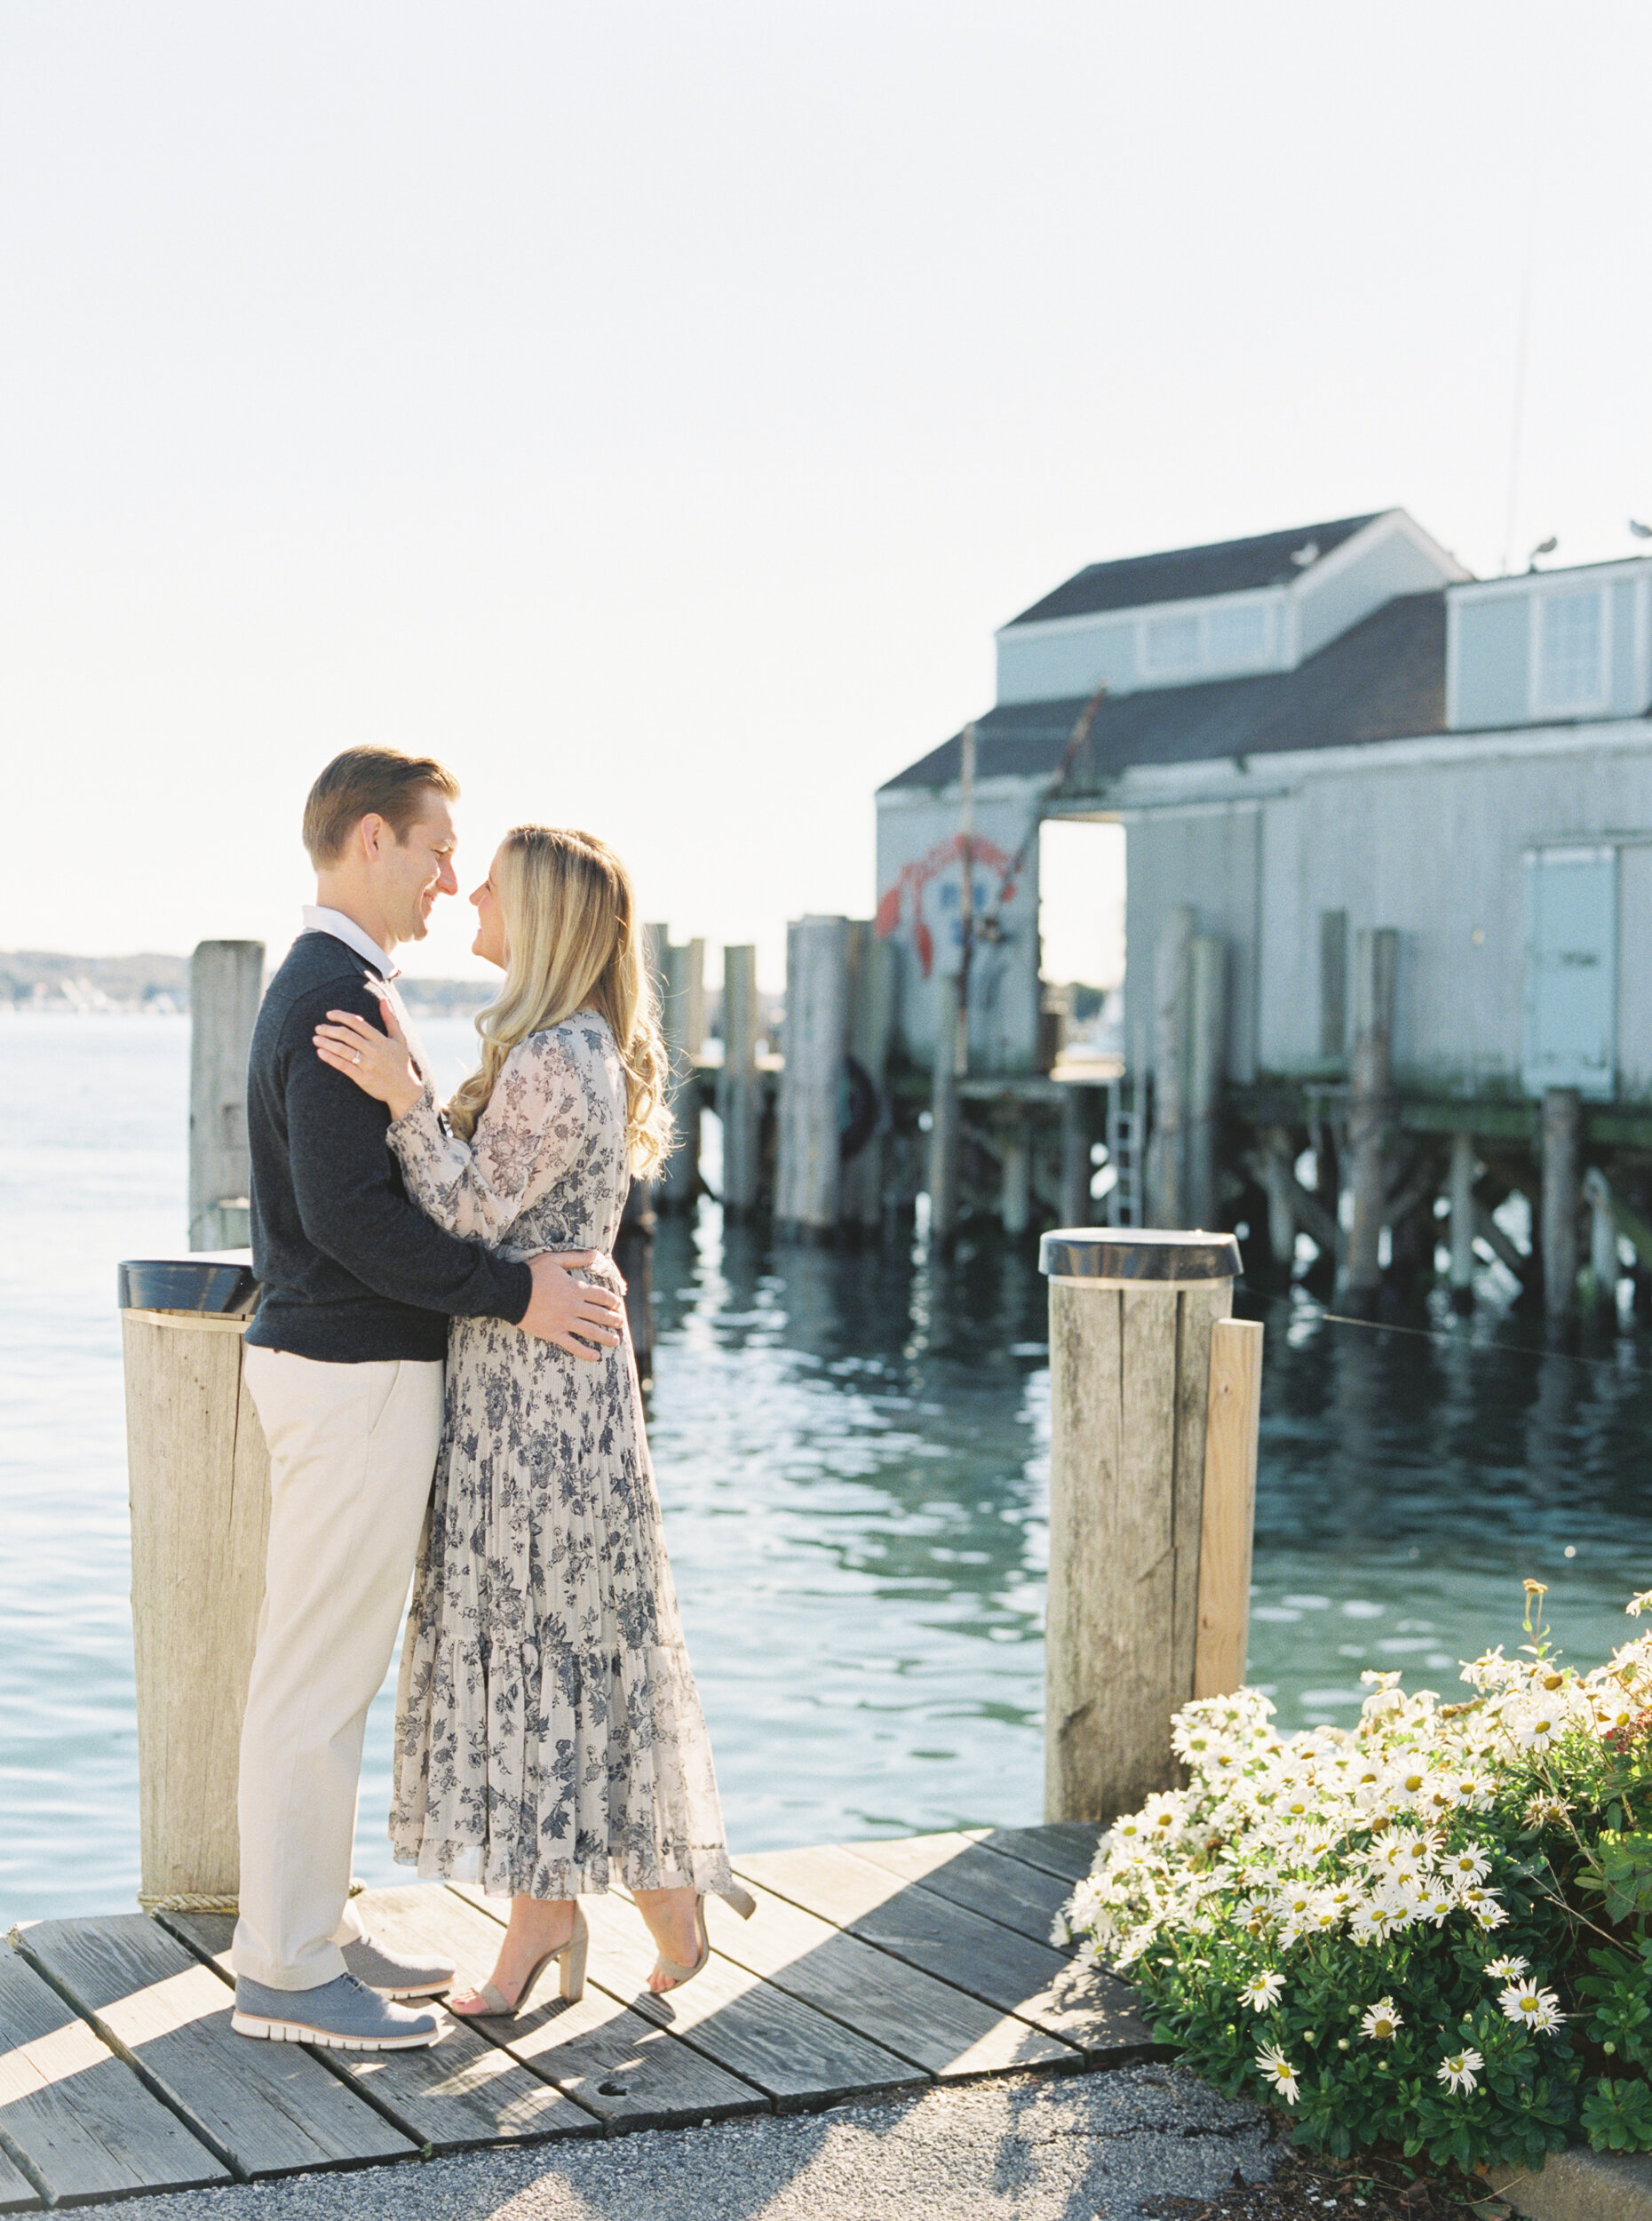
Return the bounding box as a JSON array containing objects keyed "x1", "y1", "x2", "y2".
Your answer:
[{"x1": 384, "y1": 1011, "x2": 735, "y2": 1902}]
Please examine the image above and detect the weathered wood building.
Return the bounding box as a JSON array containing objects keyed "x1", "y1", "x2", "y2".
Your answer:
[{"x1": 876, "y1": 511, "x2": 1652, "y2": 1314}]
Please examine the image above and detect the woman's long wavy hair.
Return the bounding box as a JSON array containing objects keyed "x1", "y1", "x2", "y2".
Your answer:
[{"x1": 446, "y1": 824, "x2": 671, "y2": 1175}]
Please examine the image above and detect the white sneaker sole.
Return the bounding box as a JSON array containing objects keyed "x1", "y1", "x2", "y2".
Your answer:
[{"x1": 231, "y1": 2010, "x2": 438, "y2": 2050}]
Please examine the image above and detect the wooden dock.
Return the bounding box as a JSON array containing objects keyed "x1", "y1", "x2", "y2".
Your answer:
[{"x1": 0, "y1": 1823, "x2": 1151, "y2": 2208}]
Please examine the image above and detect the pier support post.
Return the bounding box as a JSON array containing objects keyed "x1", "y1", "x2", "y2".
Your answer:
[
  {"x1": 1585, "y1": 1166, "x2": 1620, "y2": 1317},
  {"x1": 1344, "y1": 927, "x2": 1397, "y2": 1307},
  {"x1": 1039, "y1": 1228, "x2": 1257, "y2": 1825},
  {"x1": 776, "y1": 915, "x2": 849, "y2": 1238},
  {"x1": 1060, "y1": 1085, "x2": 1093, "y2": 1230},
  {"x1": 928, "y1": 988, "x2": 961, "y2": 1246},
  {"x1": 998, "y1": 1116, "x2": 1032, "y2": 1237},
  {"x1": 1144, "y1": 907, "x2": 1193, "y2": 1227},
  {"x1": 1449, "y1": 1132, "x2": 1477, "y2": 1313},
  {"x1": 118, "y1": 1255, "x2": 266, "y2": 1907},
  {"x1": 189, "y1": 941, "x2": 264, "y2": 1252},
  {"x1": 841, "y1": 922, "x2": 895, "y2": 1234},
  {"x1": 1542, "y1": 1087, "x2": 1581, "y2": 1327},
  {"x1": 718, "y1": 943, "x2": 761, "y2": 1218},
  {"x1": 1259, "y1": 1127, "x2": 1298, "y2": 1276},
  {"x1": 658, "y1": 936, "x2": 704, "y2": 1210},
  {"x1": 1187, "y1": 935, "x2": 1226, "y2": 1230}
]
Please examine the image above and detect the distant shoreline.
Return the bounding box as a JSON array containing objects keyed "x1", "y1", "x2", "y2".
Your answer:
[{"x1": 0, "y1": 951, "x2": 489, "y2": 1018}]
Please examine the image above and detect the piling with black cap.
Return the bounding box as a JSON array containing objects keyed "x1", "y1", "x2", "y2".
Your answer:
[
  {"x1": 1038, "y1": 1227, "x2": 1263, "y2": 1827},
  {"x1": 119, "y1": 1251, "x2": 266, "y2": 1910}
]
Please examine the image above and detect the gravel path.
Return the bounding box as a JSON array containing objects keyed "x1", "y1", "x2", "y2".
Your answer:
[{"x1": 114, "y1": 2065, "x2": 1279, "y2": 2221}]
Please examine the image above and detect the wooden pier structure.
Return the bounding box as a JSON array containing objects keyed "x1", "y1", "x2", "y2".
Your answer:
[{"x1": 0, "y1": 1824, "x2": 1151, "y2": 2208}]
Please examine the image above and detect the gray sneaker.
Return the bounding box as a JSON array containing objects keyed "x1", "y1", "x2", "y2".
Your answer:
[
  {"x1": 342, "y1": 1932, "x2": 456, "y2": 1998},
  {"x1": 232, "y1": 1971, "x2": 441, "y2": 2050}
]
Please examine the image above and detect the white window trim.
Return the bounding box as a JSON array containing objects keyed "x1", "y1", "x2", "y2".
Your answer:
[
  {"x1": 1529, "y1": 584, "x2": 1613, "y2": 718},
  {"x1": 1135, "y1": 593, "x2": 1279, "y2": 681}
]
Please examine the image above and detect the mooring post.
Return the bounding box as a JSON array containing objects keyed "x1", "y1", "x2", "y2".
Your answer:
[
  {"x1": 1542, "y1": 1087, "x2": 1581, "y2": 1326},
  {"x1": 1344, "y1": 927, "x2": 1397, "y2": 1306},
  {"x1": 718, "y1": 943, "x2": 761, "y2": 1217},
  {"x1": 1186, "y1": 934, "x2": 1226, "y2": 1229},
  {"x1": 775, "y1": 914, "x2": 849, "y2": 1237},
  {"x1": 1039, "y1": 1227, "x2": 1259, "y2": 1825},
  {"x1": 1584, "y1": 1166, "x2": 1619, "y2": 1316},
  {"x1": 1448, "y1": 1132, "x2": 1477, "y2": 1313},
  {"x1": 188, "y1": 940, "x2": 264, "y2": 1252},
  {"x1": 118, "y1": 1254, "x2": 266, "y2": 1907},
  {"x1": 1144, "y1": 906, "x2": 1193, "y2": 1226},
  {"x1": 841, "y1": 921, "x2": 895, "y2": 1234},
  {"x1": 928, "y1": 985, "x2": 961, "y2": 1246},
  {"x1": 998, "y1": 1114, "x2": 1032, "y2": 1237},
  {"x1": 1060, "y1": 1083, "x2": 1092, "y2": 1230},
  {"x1": 657, "y1": 936, "x2": 704, "y2": 1210}
]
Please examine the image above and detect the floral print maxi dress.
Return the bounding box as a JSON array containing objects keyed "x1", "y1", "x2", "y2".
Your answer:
[{"x1": 385, "y1": 1013, "x2": 735, "y2": 1902}]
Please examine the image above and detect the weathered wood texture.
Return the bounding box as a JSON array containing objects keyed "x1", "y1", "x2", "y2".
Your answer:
[
  {"x1": 717, "y1": 944, "x2": 762, "y2": 1216},
  {"x1": 189, "y1": 940, "x2": 264, "y2": 1251},
  {"x1": 1543, "y1": 1086, "x2": 1582, "y2": 1325},
  {"x1": 163, "y1": 1901, "x2": 596, "y2": 2153},
  {"x1": 1185, "y1": 935, "x2": 1226, "y2": 1230},
  {"x1": 1345, "y1": 927, "x2": 1397, "y2": 1297},
  {"x1": 699, "y1": 1875, "x2": 1076, "y2": 2080},
  {"x1": 660, "y1": 937, "x2": 706, "y2": 1209},
  {"x1": 841, "y1": 922, "x2": 896, "y2": 1231},
  {"x1": 735, "y1": 1845, "x2": 1156, "y2": 2062},
  {"x1": 121, "y1": 1313, "x2": 270, "y2": 1906},
  {"x1": 776, "y1": 917, "x2": 850, "y2": 1235},
  {"x1": 14, "y1": 1917, "x2": 413, "y2": 2177},
  {"x1": 1044, "y1": 1277, "x2": 1233, "y2": 1826},
  {"x1": 846, "y1": 1832, "x2": 1076, "y2": 1952},
  {"x1": 969, "y1": 1824, "x2": 1104, "y2": 1885},
  {"x1": 0, "y1": 1947, "x2": 226, "y2": 2204},
  {"x1": 1193, "y1": 1318, "x2": 1265, "y2": 1699}
]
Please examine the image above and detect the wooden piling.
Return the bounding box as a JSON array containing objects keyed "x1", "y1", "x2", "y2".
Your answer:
[
  {"x1": 1193, "y1": 1317, "x2": 1265, "y2": 1700},
  {"x1": 775, "y1": 915, "x2": 849, "y2": 1237},
  {"x1": 1449, "y1": 1131, "x2": 1477, "y2": 1312},
  {"x1": 718, "y1": 943, "x2": 762, "y2": 1217},
  {"x1": 1144, "y1": 906, "x2": 1193, "y2": 1226},
  {"x1": 1060, "y1": 1085, "x2": 1092, "y2": 1230},
  {"x1": 659, "y1": 937, "x2": 705, "y2": 1210},
  {"x1": 841, "y1": 922, "x2": 896, "y2": 1233},
  {"x1": 1039, "y1": 1228, "x2": 1251, "y2": 1826},
  {"x1": 997, "y1": 1116, "x2": 1032, "y2": 1238},
  {"x1": 1259, "y1": 1126, "x2": 1298, "y2": 1274},
  {"x1": 188, "y1": 941, "x2": 264, "y2": 1252},
  {"x1": 1542, "y1": 1087, "x2": 1581, "y2": 1325},
  {"x1": 1186, "y1": 935, "x2": 1226, "y2": 1229},
  {"x1": 1344, "y1": 927, "x2": 1397, "y2": 1304},
  {"x1": 119, "y1": 1257, "x2": 266, "y2": 1907},
  {"x1": 1585, "y1": 1166, "x2": 1619, "y2": 1315},
  {"x1": 928, "y1": 987, "x2": 961, "y2": 1246}
]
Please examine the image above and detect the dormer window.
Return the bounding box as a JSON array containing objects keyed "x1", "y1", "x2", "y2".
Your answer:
[
  {"x1": 1537, "y1": 588, "x2": 1606, "y2": 712},
  {"x1": 1143, "y1": 613, "x2": 1198, "y2": 671},
  {"x1": 1208, "y1": 602, "x2": 1269, "y2": 666}
]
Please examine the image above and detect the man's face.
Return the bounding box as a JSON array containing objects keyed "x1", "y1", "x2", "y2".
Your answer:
[{"x1": 376, "y1": 792, "x2": 458, "y2": 945}]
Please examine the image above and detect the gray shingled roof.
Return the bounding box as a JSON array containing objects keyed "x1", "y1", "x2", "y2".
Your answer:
[
  {"x1": 881, "y1": 590, "x2": 1447, "y2": 793},
  {"x1": 1005, "y1": 513, "x2": 1384, "y2": 627}
]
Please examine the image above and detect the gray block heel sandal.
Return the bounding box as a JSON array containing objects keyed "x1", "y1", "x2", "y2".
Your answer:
[
  {"x1": 449, "y1": 1905, "x2": 589, "y2": 2020},
  {"x1": 651, "y1": 1883, "x2": 757, "y2": 1992}
]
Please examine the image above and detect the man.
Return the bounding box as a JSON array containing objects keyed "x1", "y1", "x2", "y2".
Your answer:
[{"x1": 229, "y1": 747, "x2": 626, "y2": 2051}]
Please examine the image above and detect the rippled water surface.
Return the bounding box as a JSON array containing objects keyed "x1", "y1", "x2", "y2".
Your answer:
[{"x1": 4, "y1": 1013, "x2": 1652, "y2": 1925}]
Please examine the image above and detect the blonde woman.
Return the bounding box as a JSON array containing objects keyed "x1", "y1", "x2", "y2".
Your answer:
[{"x1": 313, "y1": 825, "x2": 751, "y2": 2014}]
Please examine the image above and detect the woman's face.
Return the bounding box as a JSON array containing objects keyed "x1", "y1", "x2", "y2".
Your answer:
[{"x1": 469, "y1": 848, "x2": 510, "y2": 968}]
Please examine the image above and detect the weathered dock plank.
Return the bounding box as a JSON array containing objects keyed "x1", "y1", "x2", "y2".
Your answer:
[
  {"x1": 1, "y1": 1946, "x2": 225, "y2": 2209},
  {"x1": 459, "y1": 1886, "x2": 925, "y2": 2112},
  {"x1": 848, "y1": 1831, "x2": 1079, "y2": 1948},
  {"x1": 14, "y1": 1917, "x2": 416, "y2": 2177},
  {"x1": 353, "y1": 1888, "x2": 760, "y2": 2135},
  {"x1": 698, "y1": 1877, "x2": 1079, "y2": 2080},
  {"x1": 735, "y1": 1844, "x2": 1156, "y2": 2063},
  {"x1": 162, "y1": 1903, "x2": 598, "y2": 2155},
  {"x1": 971, "y1": 1823, "x2": 1105, "y2": 1885}
]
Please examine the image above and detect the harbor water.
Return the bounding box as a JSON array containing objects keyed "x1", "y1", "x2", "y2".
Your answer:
[{"x1": 4, "y1": 1010, "x2": 1651, "y2": 1928}]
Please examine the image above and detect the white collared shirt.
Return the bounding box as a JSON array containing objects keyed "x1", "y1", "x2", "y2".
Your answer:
[{"x1": 301, "y1": 904, "x2": 401, "y2": 982}]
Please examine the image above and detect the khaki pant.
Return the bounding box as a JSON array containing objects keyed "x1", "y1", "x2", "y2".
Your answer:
[{"x1": 232, "y1": 1346, "x2": 444, "y2": 1991}]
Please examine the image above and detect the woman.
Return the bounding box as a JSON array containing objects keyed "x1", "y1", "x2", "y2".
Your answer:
[{"x1": 313, "y1": 824, "x2": 751, "y2": 2016}]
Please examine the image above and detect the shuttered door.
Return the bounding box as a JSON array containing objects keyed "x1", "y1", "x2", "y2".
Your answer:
[{"x1": 1521, "y1": 845, "x2": 1616, "y2": 1097}]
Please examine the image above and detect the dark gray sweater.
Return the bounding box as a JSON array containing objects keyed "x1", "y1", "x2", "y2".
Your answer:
[{"x1": 244, "y1": 929, "x2": 532, "y2": 1363}]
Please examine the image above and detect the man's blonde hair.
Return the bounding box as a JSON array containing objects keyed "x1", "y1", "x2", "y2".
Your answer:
[
  {"x1": 448, "y1": 825, "x2": 671, "y2": 1177},
  {"x1": 302, "y1": 747, "x2": 460, "y2": 866}
]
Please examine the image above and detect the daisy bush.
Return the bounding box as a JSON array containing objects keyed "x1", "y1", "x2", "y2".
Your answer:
[{"x1": 1060, "y1": 1581, "x2": 1652, "y2": 2176}]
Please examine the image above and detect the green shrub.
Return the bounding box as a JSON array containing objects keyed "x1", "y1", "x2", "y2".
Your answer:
[{"x1": 1060, "y1": 1581, "x2": 1652, "y2": 2172}]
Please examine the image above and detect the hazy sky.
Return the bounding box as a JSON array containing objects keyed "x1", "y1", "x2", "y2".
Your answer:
[{"x1": 5, "y1": 2, "x2": 1649, "y2": 985}]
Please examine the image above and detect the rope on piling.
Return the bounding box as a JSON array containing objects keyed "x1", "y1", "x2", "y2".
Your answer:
[{"x1": 139, "y1": 1877, "x2": 369, "y2": 1915}]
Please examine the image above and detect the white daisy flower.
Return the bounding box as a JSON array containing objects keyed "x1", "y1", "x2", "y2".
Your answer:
[
  {"x1": 1483, "y1": 1954, "x2": 1529, "y2": 1982},
  {"x1": 1255, "y1": 2042, "x2": 1300, "y2": 2105},
  {"x1": 1500, "y1": 1982, "x2": 1565, "y2": 2032},
  {"x1": 1360, "y1": 1997, "x2": 1403, "y2": 2042},
  {"x1": 1437, "y1": 2047, "x2": 1484, "y2": 2094},
  {"x1": 1236, "y1": 1970, "x2": 1285, "y2": 2013}
]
